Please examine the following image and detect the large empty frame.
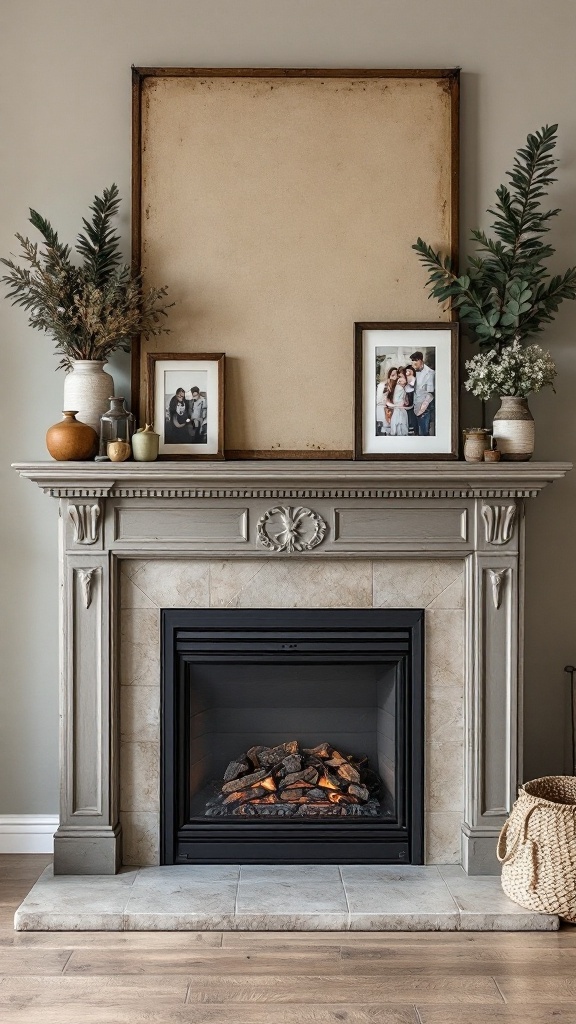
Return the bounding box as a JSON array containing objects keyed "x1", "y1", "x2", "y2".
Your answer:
[{"x1": 132, "y1": 68, "x2": 459, "y2": 458}]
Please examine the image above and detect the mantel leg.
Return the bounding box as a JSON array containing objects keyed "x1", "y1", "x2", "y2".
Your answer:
[
  {"x1": 53, "y1": 505, "x2": 120, "y2": 874},
  {"x1": 462, "y1": 500, "x2": 522, "y2": 874}
]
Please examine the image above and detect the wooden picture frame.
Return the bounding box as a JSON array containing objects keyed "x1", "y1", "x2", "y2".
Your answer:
[
  {"x1": 146, "y1": 352, "x2": 225, "y2": 460},
  {"x1": 354, "y1": 322, "x2": 459, "y2": 460},
  {"x1": 132, "y1": 67, "x2": 459, "y2": 459}
]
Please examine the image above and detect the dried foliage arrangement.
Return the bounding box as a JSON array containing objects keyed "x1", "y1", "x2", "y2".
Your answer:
[{"x1": 1, "y1": 184, "x2": 172, "y2": 369}]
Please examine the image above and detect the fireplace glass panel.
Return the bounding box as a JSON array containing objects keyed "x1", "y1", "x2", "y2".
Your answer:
[
  {"x1": 187, "y1": 662, "x2": 399, "y2": 820},
  {"x1": 162, "y1": 608, "x2": 423, "y2": 864}
]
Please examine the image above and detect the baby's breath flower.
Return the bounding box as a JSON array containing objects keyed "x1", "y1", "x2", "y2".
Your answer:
[{"x1": 464, "y1": 340, "x2": 556, "y2": 401}]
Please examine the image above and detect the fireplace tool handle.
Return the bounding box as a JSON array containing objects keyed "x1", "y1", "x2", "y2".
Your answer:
[{"x1": 564, "y1": 665, "x2": 576, "y2": 775}]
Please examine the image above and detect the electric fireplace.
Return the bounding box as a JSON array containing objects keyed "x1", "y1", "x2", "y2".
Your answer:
[{"x1": 161, "y1": 608, "x2": 424, "y2": 864}]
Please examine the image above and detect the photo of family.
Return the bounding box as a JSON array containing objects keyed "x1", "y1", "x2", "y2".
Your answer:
[
  {"x1": 148, "y1": 353, "x2": 225, "y2": 459},
  {"x1": 164, "y1": 371, "x2": 208, "y2": 445},
  {"x1": 375, "y1": 346, "x2": 436, "y2": 438},
  {"x1": 354, "y1": 323, "x2": 457, "y2": 459}
]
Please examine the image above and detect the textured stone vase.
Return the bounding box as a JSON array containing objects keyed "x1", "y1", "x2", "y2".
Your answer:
[
  {"x1": 46, "y1": 411, "x2": 98, "y2": 461},
  {"x1": 492, "y1": 396, "x2": 535, "y2": 462},
  {"x1": 463, "y1": 428, "x2": 490, "y2": 463},
  {"x1": 63, "y1": 360, "x2": 115, "y2": 433}
]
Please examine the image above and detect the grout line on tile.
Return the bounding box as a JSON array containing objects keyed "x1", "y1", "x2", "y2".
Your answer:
[
  {"x1": 435, "y1": 864, "x2": 463, "y2": 927},
  {"x1": 234, "y1": 865, "x2": 241, "y2": 918},
  {"x1": 425, "y1": 572, "x2": 464, "y2": 609},
  {"x1": 338, "y1": 865, "x2": 351, "y2": 930}
]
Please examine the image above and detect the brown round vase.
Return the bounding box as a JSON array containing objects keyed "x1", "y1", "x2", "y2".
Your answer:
[{"x1": 46, "y1": 410, "x2": 98, "y2": 461}]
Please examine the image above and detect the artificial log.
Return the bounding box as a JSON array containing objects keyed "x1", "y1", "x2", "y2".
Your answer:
[
  {"x1": 221, "y1": 769, "x2": 268, "y2": 794},
  {"x1": 223, "y1": 759, "x2": 249, "y2": 783},
  {"x1": 208, "y1": 738, "x2": 383, "y2": 818}
]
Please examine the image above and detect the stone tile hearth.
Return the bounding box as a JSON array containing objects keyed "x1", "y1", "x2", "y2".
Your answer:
[
  {"x1": 118, "y1": 558, "x2": 465, "y2": 868},
  {"x1": 14, "y1": 864, "x2": 559, "y2": 932}
]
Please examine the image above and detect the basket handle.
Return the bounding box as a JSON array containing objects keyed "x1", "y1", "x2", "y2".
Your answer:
[{"x1": 497, "y1": 801, "x2": 539, "y2": 871}]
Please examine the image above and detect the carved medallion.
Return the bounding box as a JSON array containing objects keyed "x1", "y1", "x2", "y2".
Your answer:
[
  {"x1": 257, "y1": 505, "x2": 327, "y2": 553},
  {"x1": 68, "y1": 503, "x2": 101, "y2": 545},
  {"x1": 481, "y1": 503, "x2": 517, "y2": 546}
]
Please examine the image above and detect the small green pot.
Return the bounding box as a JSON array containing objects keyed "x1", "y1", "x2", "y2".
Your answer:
[{"x1": 132, "y1": 424, "x2": 160, "y2": 462}]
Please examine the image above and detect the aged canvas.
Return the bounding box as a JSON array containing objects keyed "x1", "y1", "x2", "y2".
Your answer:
[{"x1": 133, "y1": 69, "x2": 458, "y2": 457}]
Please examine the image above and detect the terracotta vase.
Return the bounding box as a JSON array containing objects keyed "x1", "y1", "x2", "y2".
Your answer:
[
  {"x1": 46, "y1": 411, "x2": 98, "y2": 461},
  {"x1": 492, "y1": 396, "x2": 535, "y2": 461},
  {"x1": 63, "y1": 360, "x2": 115, "y2": 433}
]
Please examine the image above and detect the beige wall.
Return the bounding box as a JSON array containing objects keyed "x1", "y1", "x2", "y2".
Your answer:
[{"x1": 1, "y1": 0, "x2": 575, "y2": 813}]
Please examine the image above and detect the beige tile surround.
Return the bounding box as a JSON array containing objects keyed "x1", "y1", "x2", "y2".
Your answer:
[{"x1": 119, "y1": 558, "x2": 465, "y2": 867}]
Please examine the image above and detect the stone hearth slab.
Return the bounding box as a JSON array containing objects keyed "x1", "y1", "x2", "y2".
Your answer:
[{"x1": 14, "y1": 865, "x2": 559, "y2": 931}]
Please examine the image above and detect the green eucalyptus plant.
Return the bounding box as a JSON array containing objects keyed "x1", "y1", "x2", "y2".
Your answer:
[
  {"x1": 413, "y1": 125, "x2": 576, "y2": 351},
  {"x1": 0, "y1": 184, "x2": 172, "y2": 369}
]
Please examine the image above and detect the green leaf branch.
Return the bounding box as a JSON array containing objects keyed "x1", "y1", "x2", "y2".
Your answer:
[{"x1": 413, "y1": 125, "x2": 576, "y2": 349}]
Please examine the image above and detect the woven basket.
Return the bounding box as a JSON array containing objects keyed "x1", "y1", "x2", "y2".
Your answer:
[{"x1": 497, "y1": 776, "x2": 576, "y2": 922}]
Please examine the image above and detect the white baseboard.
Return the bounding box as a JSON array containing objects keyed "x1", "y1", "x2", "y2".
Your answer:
[{"x1": 0, "y1": 815, "x2": 58, "y2": 854}]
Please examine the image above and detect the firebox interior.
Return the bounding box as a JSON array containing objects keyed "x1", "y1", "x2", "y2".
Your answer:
[{"x1": 161, "y1": 608, "x2": 424, "y2": 864}]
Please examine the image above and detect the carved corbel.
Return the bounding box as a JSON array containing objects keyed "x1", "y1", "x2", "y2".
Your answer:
[
  {"x1": 68, "y1": 503, "x2": 101, "y2": 545},
  {"x1": 76, "y1": 568, "x2": 99, "y2": 609},
  {"x1": 481, "y1": 503, "x2": 517, "y2": 546},
  {"x1": 488, "y1": 568, "x2": 508, "y2": 610}
]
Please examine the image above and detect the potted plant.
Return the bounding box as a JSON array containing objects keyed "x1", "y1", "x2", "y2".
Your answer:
[
  {"x1": 1, "y1": 184, "x2": 172, "y2": 432},
  {"x1": 464, "y1": 340, "x2": 556, "y2": 459},
  {"x1": 412, "y1": 124, "x2": 576, "y2": 458}
]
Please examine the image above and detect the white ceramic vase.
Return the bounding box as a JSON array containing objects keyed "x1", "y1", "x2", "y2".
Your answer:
[{"x1": 63, "y1": 360, "x2": 115, "y2": 434}]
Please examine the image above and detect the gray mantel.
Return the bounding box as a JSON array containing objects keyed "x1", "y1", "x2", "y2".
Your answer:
[{"x1": 14, "y1": 460, "x2": 572, "y2": 876}]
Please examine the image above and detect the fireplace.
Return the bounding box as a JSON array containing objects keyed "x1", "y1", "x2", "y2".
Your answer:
[
  {"x1": 161, "y1": 608, "x2": 424, "y2": 864},
  {"x1": 17, "y1": 458, "x2": 568, "y2": 874}
]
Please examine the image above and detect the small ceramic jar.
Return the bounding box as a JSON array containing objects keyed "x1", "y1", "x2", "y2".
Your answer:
[
  {"x1": 107, "y1": 439, "x2": 131, "y2": 462},
  {"x1": 132, "y1": 424, "x2": 160, "y2": 462},
  {"x1": 483, "y1": 448, "x2": 501, "y2": 463},
  {"x1": 463, "y1": 428, "x2": 491, "y2": 463}
]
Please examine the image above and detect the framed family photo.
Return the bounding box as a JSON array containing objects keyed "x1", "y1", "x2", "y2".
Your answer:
[
  {"x1": 146, "y1": 353, "x2": 225, "y2": 459},
  {"x1": 354, "y1": 323, "x2": 458, "y2": 460}
]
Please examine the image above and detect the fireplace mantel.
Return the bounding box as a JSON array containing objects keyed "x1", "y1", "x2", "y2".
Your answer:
[
  {"x1": 14, "y1": 459, "x2": 572, "y2": 500},
  {"x1": 14, "y1": 459, "x2": 571, "y2": 876}
]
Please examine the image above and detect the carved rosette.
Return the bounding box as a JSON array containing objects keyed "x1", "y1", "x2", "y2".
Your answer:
[
  {"x1": 257, "y1": 505, "x2": 327, "y2": 553},
  {"x1": 481, "y1": 503, "x2": 517, "y2": 546}
]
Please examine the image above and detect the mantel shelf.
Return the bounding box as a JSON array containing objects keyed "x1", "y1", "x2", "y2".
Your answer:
[{"x1": 12, "y1": 459, "x2": 572, "y2": 500}]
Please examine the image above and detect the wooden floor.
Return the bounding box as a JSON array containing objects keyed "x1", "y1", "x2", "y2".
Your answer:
[{"x1": 1, "y1": 856, "x2": 576, "y2": 1023}]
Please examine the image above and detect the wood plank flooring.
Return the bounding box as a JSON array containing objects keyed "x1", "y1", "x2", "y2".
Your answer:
[{"x1": 1, "y1": 855, "x2": 576, "y2": 1023}]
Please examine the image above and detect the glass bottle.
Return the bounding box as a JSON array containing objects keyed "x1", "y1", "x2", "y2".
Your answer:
[{"x1": 99, "y1": 397, "x2": 135, "y2": 457}]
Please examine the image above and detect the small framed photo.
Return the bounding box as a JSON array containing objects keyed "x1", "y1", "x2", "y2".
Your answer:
[
  {"x1": 146, "y1": 353, "x2": 225, "y2": 459},
  {"x1": 354, "y1": 322, "x2": 458, "y2": 460}
]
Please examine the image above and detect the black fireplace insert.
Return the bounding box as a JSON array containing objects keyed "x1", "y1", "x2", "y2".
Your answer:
[{"x1": 161, "y1": 608, "x2": 424, "y2": 864}]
